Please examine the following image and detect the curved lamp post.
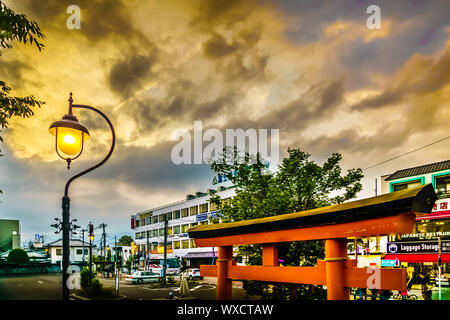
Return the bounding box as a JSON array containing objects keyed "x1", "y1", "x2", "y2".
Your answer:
[{"x1": 49, "y1": 93, "x2": 115, "y2": 300}]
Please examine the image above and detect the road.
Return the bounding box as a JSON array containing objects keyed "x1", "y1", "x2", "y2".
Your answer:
[
  {"x1": 1, "y1": 273, "x2": 449, "y2": 300},
  {"x1": 0, "y1": 274, "x2": 246, "y2": 300},
  {"x1": 0, "y1": 274, "x2": 63, "y2": 300}
]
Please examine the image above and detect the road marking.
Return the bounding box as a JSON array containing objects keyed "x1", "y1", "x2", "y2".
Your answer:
[{"x1": 38, "y1": 281, "x2": 44, "y2": 284}]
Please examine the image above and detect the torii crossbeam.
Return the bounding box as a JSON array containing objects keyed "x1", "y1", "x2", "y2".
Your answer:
[{"x1": 188, "y1": 184, "x2": 437, "y2": 300}]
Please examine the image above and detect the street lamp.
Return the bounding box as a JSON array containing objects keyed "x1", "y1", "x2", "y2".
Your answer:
[
  {"x1": 49, "y1": 93, "x2": 115, "y2": 301},
  {"x1": 88, "y1": 222, "x2": 94, "y2": 281}
]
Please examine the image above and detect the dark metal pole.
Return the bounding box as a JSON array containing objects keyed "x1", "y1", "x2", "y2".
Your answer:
[
  {"x1": 146, "y1": 231, "x2": 150, "y2": 270},
  {"x1": 62, "y1": 196, "x2": 70, "y2": 301},
  {"x1": 163, "y1": 213, "x2": 168, "y2": 285},
  {"x1": 81, "y1": 228, "x2": 86, "y2": 265},
  {"x1": 60, "y1": 99, "x2": 115, "y2": 301},
  {"x1": 89, "y1": 237, "x2": 92, "y2": 277}
]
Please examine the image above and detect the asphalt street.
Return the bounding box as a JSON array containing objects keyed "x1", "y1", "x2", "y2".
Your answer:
[
  {"x1": 0, "y1": 274, "x2": 246, "y2": 300},
  {"x1": 1, "y1": 273, "x2": 449, "y2": 300}
]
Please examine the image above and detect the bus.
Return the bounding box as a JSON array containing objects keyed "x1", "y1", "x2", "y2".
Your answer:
[{"x1": 148, "y1": 258, "x2": 180, "y2": 276}]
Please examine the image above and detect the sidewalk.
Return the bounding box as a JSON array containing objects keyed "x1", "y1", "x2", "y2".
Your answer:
[{"x1": 202, "y1": 276, "x2": 243, "y2": 288}]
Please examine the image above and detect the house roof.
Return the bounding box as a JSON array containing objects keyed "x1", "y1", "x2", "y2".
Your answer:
[
  {"x1": 43, "y1": 239, "x2": 96, "y2": 248},
  {"x1": 188, "y1": 184, "x2": 436, "y2": 239},
  {"x1": 385, "y1": 159, "x2": 450, "y2": 181}
]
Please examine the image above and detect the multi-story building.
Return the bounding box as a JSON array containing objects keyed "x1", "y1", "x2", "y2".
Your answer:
[
  {"x1": 0, "y1": 219, "x2": 21, "y2": 252},
  {"x1": 131, "y1": 186, "x2": 235, "y2": 269},
  {"x1": 358, "y1": 160, "x2": 450, "y2": 281}
]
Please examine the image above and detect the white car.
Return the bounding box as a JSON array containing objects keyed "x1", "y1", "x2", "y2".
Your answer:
[
  {"x1": 184, "y1": 268, "x2": 203, "y2": 280},
  {"x1": 125, "y1": 271, "x2": 160, "y2": 284}
]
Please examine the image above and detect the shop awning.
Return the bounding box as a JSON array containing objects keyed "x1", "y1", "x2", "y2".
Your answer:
[
  {"x1": 184, "y1": 251, "x2": 218, "y2": 259},
  {"x1": 384, "y1": 253, "x2": 450, "y2": 263}
]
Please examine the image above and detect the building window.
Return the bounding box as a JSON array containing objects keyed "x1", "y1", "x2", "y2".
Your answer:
[
  {"x1": 182, "y1": 240, "x2": 189, "y2": 249},
  {"x1": 181, "y1": 208, "x2": 189, "y2": 217},
  {"x1": 158, "y1": 215, "x2": 165, "y2": 223},
  {"x1": 141, "y1": 219, "x2": 146, "y2": 226},
  {"x1": 136, "y1": 220, "x2": 140, "y2": 227},
  {"x1": 181, "y1": 224, "x2": 189, "y2": 233},
  {"x1": 190, "y1": 239, "x2": 196, "y2": 248},
  {"x1": 152, "y1": 229, "x2": 158, "y2": 237},
  {"x1": 158, "y1": 228, "x2": 165, "y2": 236},
  {"x1": 200, "y1": 203, "x2": 208, "y2": 213},
  {"x1": 76, "y1": 249, "x2": 83, "y2": 255},
  {"x1": 210, "y1": 201, "x2": 218, "y2": 211},
  {"x1": 435, "y1": 175, "x2": 450, "y2": 199},
  {"x1": 222, "y1": 198, "x2": 232, "y2": 205},
  {"x1": 56, "y1": 249, "x2": 62, "y2": 256},
  {"x1": 190, "y1": 206, "x2": 198, "y2": 216},
  {"x1": 167, "y1": 227, "x2": 173, "y2": 235},
  {"x1": 173, "y1": 241, "x2": 180, "y2": 249},
  {"x1": 152, "y1": 216, "x2": 158, "y2": 224},
  {"x1": 174, "y1": 225, "x2": 180, "y2": 234},
  {"x1": 167, "y1": 212, "x2": 172, "y2": 221},
  {"x1": 146, "y1": 217, "x2": 151, "y2": 225},
  {"x1": 173, "y1": 210, "x2": 181, "y2": 219},
  {"x1": 391, "y1": 179, "x2": 423, "y2": 192}
]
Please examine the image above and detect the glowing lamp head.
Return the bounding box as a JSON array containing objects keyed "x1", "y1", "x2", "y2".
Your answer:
[
  {"x1": 89, "y1": 234, "x2": 94, "y2": 241},
  {"x1": 49, "y1": 113, "x2": 90, "y2": 156}
]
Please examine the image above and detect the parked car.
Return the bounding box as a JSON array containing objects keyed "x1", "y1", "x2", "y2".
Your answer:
[
  {"x1": 125, "y1": 270, "x2": 160, "y2": 284},
  {"x1": 183, "y1": 268, "x2": 203, "y2": 280}
]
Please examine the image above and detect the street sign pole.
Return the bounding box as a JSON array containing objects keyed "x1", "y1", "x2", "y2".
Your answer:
[{"x1": 438, "y1": 237, "x2": 442, "y2": 300}]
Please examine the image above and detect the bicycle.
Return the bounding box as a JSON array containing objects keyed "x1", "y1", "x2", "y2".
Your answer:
[{"x1": 393, "y1": 291, "x2": 418, "y2": 300}]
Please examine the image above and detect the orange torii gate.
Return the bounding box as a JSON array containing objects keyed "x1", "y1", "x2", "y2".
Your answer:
[{"x1": 188, "y1": 184, "x2": 437, "y2": 300}]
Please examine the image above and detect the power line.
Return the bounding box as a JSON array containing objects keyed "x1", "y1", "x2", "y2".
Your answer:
[{"x1": 363, "y1": 135, "x2": 450, "y2": 171}]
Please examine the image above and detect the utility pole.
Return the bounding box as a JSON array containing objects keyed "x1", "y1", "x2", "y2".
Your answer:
[
  {"x1": 146, "y1": 230, "x2": 150, "y2": 271},
  {"x1": 99, "y1": 223, "x2": 107, "y2": 260},
  {"x1": 114, "y1": 235, "x2": 119, "y2": 296},
  {"x1": 81, "y1": 228, "x2": 87, "y2": 265},
  {"x1": 163, "y1": 212, "x2": 168, "y2": 285}
]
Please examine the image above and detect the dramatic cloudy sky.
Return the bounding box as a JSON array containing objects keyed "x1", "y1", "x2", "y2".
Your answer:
[{"x1": 1, "y1": 0, "x2": 450, "y2": 246}]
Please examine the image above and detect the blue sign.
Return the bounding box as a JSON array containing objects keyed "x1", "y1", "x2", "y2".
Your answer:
[
  {"x1": 34, "y1": 234, "x2": 40, "y2": 240},
  {"x1": 381, "y1": 259, "x2": 398, "y2": 267},
  {"x1": 196, "y1": 213, "x2": 208, "y2": 222},
  {"x1": 209, "y1": 211, "x2": 217, "y2": 219}
]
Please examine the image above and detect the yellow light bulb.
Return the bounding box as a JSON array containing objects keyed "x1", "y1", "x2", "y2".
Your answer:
[
  {"x1": 63, "y1": 134, "x2": 76, "y2": 144},
  {"x1": 56, "y1": 127, "x2": 84, "y2": 155}
]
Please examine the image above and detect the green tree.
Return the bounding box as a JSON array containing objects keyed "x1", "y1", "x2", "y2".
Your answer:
[
  {"x1": 117, "y1": 235, "x2": 133, "y2": 246},
  {"x1": 0, "y1": 1, "x2": 45, "y2": 193},
  {"x1": 209, "y1": 147, "x2": 363, "y2": 299},
  {"x1": 7, "y1": 248, "x2": 29, "y2": 263}
]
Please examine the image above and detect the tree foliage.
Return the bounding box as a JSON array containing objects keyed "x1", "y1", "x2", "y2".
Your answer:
[
  {"x1": 0, "y1": 1, "x2": 45, "y2": 193},
  {"x1": 117, "y1": 235, "x2": 133, "y2": 246},
  {"x1": 7, "y1": 248, "x2": 29, "y2": 263},
  {"x1": 209, "y1": 147, "x2": 363, "y2": 299}
]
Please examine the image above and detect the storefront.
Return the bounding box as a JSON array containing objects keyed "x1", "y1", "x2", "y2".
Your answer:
[{"x1": 383, "y1": 217, "x2": 450, "y2": 286}]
